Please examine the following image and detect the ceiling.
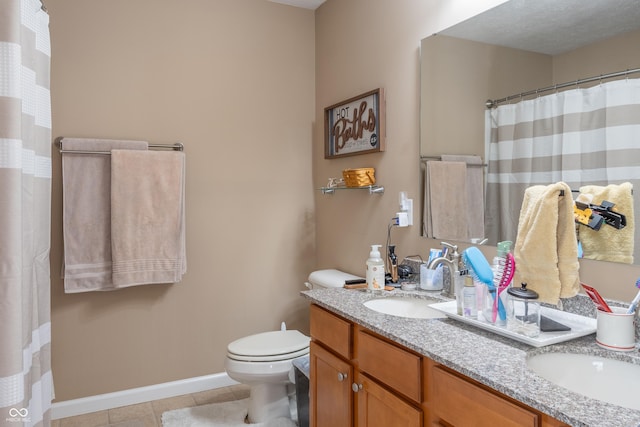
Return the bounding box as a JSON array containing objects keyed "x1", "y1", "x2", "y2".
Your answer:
[
  {"x1": 267, "y1": 0, "x2": 325, "y2": 10},
  {"x1": 439, "y1": 0, "x2": 640, "y2": 55}
]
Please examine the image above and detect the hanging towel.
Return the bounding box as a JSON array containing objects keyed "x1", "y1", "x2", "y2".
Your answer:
[
  {"x1": 425, "y1": 161, "x2": 469, "y2": 240},
  {"x1": 61, "y1": 138, "x2": 148, "y2": 293},
  {"x1": 110, "y1": 150, "x2": 186, "y2": 287},
  {"x1": 578, "y1": 182, "x2": 634, "y2": 264},
  {"x1": 441, "y1": 155, "x2": 485, "y2": 240},
  {"x1": 513, "y1": 182, "x2": 580, "y2": 305}
]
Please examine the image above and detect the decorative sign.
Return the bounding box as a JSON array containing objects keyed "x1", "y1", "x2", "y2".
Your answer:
[{"x1": 324, "y1": 88, "x2": 385, "y2": 159}]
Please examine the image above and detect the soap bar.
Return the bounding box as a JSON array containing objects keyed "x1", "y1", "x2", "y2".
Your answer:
[{"x1": 540, "y1": 315, "x2": 571, "y2": 332}]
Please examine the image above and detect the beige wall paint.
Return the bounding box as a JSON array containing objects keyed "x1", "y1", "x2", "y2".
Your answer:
[
  {"x1": 314, "y1": 0, "x2": 640, "y2": 304},
  {"x1": 421, "y1": 35, "x2": 552, "y2": 158},
  {"x1": 49, "y1": 0, "x2": 315, "y2": 401}
]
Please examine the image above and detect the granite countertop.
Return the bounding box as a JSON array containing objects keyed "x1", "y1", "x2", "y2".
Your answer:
[{"x1": 301, "y1": 288, "x2": 640, "y2": 427}]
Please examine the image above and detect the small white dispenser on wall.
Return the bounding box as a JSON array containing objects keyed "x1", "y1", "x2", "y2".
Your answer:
[{"x1": 396, "y1": 191, "x2": 413, "y2": 227}]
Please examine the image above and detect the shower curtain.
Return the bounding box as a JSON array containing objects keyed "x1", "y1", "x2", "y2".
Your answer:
[
  {"x1": 0, "y1": 0, "x2": 53, "y2": 426},
  {"x1": 485, "y1": 78, "x2": 640, "y2": 256}
]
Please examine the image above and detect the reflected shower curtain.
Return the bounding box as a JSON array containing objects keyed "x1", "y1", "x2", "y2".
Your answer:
[
  {"x1": 0, "y1": 0, "x2": 53, "y2": 426},
  {"x1": 485, "y1": 78, "x2": 640, "y2": 259}
]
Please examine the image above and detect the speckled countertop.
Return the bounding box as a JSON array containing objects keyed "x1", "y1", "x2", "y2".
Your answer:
[{"x1": 301, "y1": 288, "x2": 640, "y2": 427}]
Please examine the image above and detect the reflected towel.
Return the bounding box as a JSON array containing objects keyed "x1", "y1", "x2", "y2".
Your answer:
[
  {"x1": 578, "y1": 182, "x2": 634, "y2": 264},
  {"x1": 61, "y1": 138, "x2": 148, "y2": 293},
  {"x1": 425, "y1": 161, "x2": 469, "y2": 240},
  {"x1": 441, "y1": 155, "x2": 485, "y2": 240},
  {"x1": 513, "y1": 182, "x2": 580, "y2": 305},
  {"x1": 111, "y1": 150, "x2": 186, "y2": 287}
]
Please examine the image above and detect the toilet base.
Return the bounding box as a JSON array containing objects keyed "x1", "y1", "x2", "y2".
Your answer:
[{"x1": 247, "y1": 383, "x2": 291, "y2": 423}]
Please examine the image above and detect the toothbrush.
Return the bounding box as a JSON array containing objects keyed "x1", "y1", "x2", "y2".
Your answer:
[
  {"x1": 626, "y1": 278, "x2": 640, "y2": 314},
  {"x1": 492, "y1": 252, "x2": 515, "y2": 322}
]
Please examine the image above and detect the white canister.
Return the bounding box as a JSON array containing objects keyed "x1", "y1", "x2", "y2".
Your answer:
[{"x1": 596, "y1": 306, "x2": 636, "y2": 351}]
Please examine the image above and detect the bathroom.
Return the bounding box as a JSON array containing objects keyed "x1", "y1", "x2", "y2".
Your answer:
[{"x1": 4, "y1": 0, "x2": 640, "y2": 425}]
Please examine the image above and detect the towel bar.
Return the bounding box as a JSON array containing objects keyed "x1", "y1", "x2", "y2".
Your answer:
[{"x1": 55, "y1": 137, "x2": 184, "y2": 154}]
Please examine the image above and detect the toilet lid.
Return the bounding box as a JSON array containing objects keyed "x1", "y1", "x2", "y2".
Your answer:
[{"x1": 227, "y1": 330, "x2": 310, "y2": 362}]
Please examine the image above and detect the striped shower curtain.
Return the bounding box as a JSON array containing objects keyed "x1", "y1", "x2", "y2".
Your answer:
[
  {"x1": 485, "y1": 78, "x2": 640, "y2": 255},
  {"x1": 0, "y1": 0, "x2": 53, "y2": 426}
]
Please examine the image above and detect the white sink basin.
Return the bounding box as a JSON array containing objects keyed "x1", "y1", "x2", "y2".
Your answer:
[
  {"x1": 527, "y1": 352, "x2": 640, "y2": 410},
  {"x1": 363, "y1": 296, "x2": 446, "y2": 319}
]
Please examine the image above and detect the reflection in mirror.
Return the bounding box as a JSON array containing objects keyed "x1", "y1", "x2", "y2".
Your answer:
[{"x1": 420, "y1": 0, "x2": 640, "y2": 265}]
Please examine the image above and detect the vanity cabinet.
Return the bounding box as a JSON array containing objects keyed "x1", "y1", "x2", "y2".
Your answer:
[
  {"x1": 427, "y1": 360, "x2": 569, "y2": 427},
  {"x1": 309, "y1": 303, "x2": 569, "y2": 427},
  {"x1": 309, "y1": 304, "x2": 422, "y2": 427}
]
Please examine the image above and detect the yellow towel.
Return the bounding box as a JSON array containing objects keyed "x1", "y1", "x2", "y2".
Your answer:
[
  {"x1": 578, "y1": 182, "x2": 634, "y2": 264},
  {"x1": 110, "y1": 150, "x2": 186, "y2": 287},
  {"x1": 513, "y1": 182, "x2": 580, "y2": 305}
]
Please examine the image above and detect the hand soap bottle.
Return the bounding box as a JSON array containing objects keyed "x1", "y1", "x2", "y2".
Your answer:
[{"x1": 366, "y1": 245, "x2": 385, "y2": 291}]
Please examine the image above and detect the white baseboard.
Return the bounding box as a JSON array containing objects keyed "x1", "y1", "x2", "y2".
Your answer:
[{"x1": 51, "y1": 372, "x2": 238, "y2": 420}]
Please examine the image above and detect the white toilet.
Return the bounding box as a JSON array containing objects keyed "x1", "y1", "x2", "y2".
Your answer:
[
  {"x1": 225, "y1": 270, "x2": 359, "y2": 423},
  {"x1": 225, "y1": 328, "x2": 310, "y2": 423}
]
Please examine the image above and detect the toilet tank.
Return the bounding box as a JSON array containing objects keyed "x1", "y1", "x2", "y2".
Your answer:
[{"x1": 305, "y1": 269, "x2": 363, "y2": 290}]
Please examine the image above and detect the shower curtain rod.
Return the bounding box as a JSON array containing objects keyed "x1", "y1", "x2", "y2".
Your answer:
[
  {"x1": 55, "y1": 138, "x2": 184, "y2": 155},
  {"x1": 485, "y1": 67, "x2": 640, "y2": 108}
]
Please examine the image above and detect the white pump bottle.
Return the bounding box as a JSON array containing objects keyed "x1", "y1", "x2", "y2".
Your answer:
[{"x1": 366, "y1": 244, "x2": 385, "y2": 291}]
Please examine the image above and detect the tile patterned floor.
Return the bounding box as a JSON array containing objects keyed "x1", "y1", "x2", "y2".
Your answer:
[{"x1": 51, "y1": 384, "x2": 250, "y2": 427}]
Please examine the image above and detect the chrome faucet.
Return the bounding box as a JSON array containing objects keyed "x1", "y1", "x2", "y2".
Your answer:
[{"x1": 427, "y1": 242, "x2": 460, "y2": 299}]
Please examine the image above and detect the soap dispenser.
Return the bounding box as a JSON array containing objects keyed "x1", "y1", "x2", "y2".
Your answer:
[{"x1": 366, "y1": 245, "x2": 385, "y2": 291}]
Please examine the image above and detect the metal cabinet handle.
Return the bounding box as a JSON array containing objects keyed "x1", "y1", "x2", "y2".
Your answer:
[
  {"x1": 352, "y1": 383, "x2": 363, "y2": 393},
  {"x1": 337, "y1": 372, "x2": 348, "y2": 382}
]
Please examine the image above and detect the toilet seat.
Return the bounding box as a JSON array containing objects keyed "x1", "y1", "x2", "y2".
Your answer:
[{"x1": 227, "y1": 330, "x2": 310, "y2": 362}]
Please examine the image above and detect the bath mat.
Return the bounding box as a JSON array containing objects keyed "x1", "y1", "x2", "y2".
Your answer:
[{"x1": 161, "y1": 398, "x2": 297, "y2": 427}]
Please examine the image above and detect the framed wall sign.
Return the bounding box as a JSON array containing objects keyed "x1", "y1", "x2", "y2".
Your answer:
[{"x1": 324, "y1": 88, "x2": 385, "y2": 159}]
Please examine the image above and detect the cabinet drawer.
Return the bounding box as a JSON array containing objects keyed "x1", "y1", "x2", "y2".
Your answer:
[
  {"x1": 356, "y1": 329, "x2": 421, "y2": 402},
  {"x1": 310, "y1": 304, "x2": 352, "y2": 359},
  {"x1": 432, "y1": 366, "x2": 538, "y2": 427}
]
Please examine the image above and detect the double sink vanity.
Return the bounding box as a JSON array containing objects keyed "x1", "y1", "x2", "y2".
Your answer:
[{"x1": 302, "y1": 288, "x2": 640, "y2": 427}]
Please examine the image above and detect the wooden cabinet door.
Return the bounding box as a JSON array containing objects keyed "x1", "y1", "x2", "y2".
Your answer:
[
  {"x1": 354, "y1": 372, "x2": 422, "y2": 427},
  {"x1": 431, "y1": 366, "x2": 537, "y2": 427},
  {"x1": 310, "y1": 341, "x2": 353, "y2": 427}
]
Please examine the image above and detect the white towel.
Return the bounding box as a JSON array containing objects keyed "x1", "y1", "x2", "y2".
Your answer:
[
  {"x1": 513, "y1": 182, "x2": 580, "y2": 305},
  {"x1": 110, "y1": 150, "x2": 186, "y2": 287},
  {"x1": 425, "y1": 161, "x2": 469, "y2": 240},
  {"x1": 61, "y1": 138, "x2": 148, "y2": 293}
]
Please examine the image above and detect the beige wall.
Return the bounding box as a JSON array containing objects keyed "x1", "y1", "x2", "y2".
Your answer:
[
  {"x1": 49, "y1": 0, "x2": 315, "y2": 401},
  {"x1": 420, "y1": 35, "x2": 552, "y2": 158}
]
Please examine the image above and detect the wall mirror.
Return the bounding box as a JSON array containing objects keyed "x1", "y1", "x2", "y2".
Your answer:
[{"x1": 420, "y1": 0, "x2": 640, "y2": 265}]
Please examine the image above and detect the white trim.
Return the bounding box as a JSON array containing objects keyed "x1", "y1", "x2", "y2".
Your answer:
[{"x1": 50, "y1": 372, "x2": 238, "y2": 420}]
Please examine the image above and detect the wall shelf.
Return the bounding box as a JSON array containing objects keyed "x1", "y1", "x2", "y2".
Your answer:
[{"x1": 320, "y1": 185, "x2": 384, "y2": 195}]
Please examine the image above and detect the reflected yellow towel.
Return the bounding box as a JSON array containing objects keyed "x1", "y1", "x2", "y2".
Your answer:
[
  {"x1": 513, "y1": 182, "x2": 580, "y2": 305},
  {"x1": 578, "y1": 182, "x2": 634, "y2": 264}
]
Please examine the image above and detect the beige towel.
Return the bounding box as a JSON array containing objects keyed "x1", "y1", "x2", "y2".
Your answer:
[
  {"x1": 426, "y1": 161, "x2": 469, "y2": 240},
  {"x1": 111, "y1": 150, "x2": 186, "y2": 287},
  {"x1": 441, "y1": 155, "x2": 485, "y2": 240},
  {"x1": 62, "y1": 138, "x2": 148, "y2": 293},
  {"x1": 513, "y1": 182, "x2": 580, "y2": 305},
  {"x1": 578, "y1": 182, "x2": 634, "y2": 264}
]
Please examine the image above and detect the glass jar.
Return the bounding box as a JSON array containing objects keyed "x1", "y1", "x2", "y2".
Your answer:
[{"x1": 506, "y1": 283, "x2": 540, "y2": 337}]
